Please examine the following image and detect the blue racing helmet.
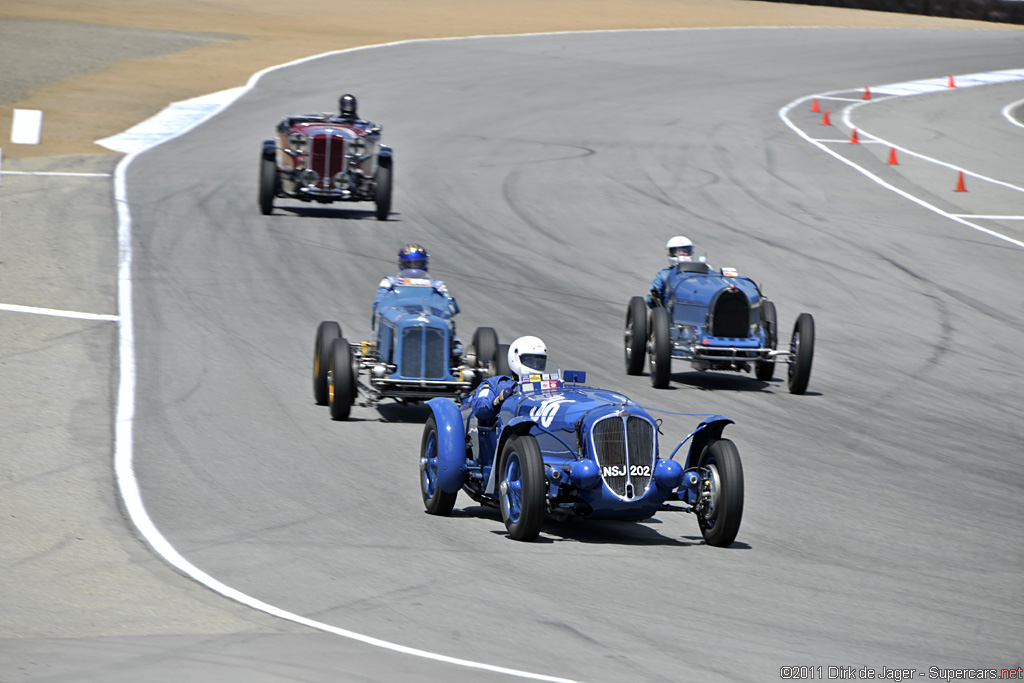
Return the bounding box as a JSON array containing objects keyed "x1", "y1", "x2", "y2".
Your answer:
[{"x1": 398, "y1": 243, "x2": 428, "y2": 272}]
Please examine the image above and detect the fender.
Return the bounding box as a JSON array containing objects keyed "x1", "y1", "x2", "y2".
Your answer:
[
  {"x1": 486, "y1": 416, "x2": 536, "y2": 496},
  {"x1": 683, "y1": 415, "x2": 734, "y2": 470},
  {"x1": 426, "y1": 398, "x2": 466, "y2": 494},
  {"x1": 379, "y1": 145, "x2": 393, "y2": 166}
]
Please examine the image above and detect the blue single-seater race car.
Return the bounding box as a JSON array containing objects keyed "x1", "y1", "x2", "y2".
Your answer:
[
  {"x1": 625, "y1": 262, "x2": 815, "y2": 394},
  {"x1": 419, "y1": 364, "x2": 743, "y2": 545},
  {"x1": 313, "y1": 277, "x2": 501, "y2": 420}
]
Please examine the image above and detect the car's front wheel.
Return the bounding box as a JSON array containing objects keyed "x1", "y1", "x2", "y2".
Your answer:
[
  {"x1": 328, "y1": 337, "x2": 356, "y2": 420},
  {"x1": 259, "y1": 151, "x2": 276, "y2": 215},
  {"x1": 696, "y1": 438, "x2": 744, "y2": 547},
  {"x1": 498, "y1": 435, "x2": 545, "y2": 541},
  {"x1": 374, "y1": 159, "x2": 392, "y2": 221},
  {"x1": 420, "y1": 416, "x2": 458, "y2": 515},
  {"x1": 786, "y1": 312, "x2": 815, "y2": 395},
  {"x1": 649, "y1": 306, "x2": 671, "y2": 388},
  {"x1": 755, "y1": 299, "x2": 777, "y2": 382},
  {"x1": 313, "y1": 321, "x2": 342, "y2": 405},
  {"x1": 625, "y1": 296, "x2": 647, "y2": 375},
  {"x1": 472, "y1": 327, "x2": 498, "y2": 372}
]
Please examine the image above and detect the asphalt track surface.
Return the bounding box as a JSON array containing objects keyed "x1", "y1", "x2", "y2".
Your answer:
[{"x1": 4, "y1": 27, "x2": 1024, "y2": 683}]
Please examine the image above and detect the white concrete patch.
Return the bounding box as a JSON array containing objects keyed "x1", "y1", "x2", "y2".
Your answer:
[
  {"x1": 11, "y1": 109, "x2": 42, "y2": 145},
  {"x1": 1, "y1": 170, "x2": 112, "y2": 178},
  {"x1": 96, "y1": 87, "x2": 246, "y2": 154},
  {"x1": 0, "y1": 303, "x2": 119, "y2": 321},
  {"x1": 872, "y1": 67, "x2": 1024, "y2": 96}
]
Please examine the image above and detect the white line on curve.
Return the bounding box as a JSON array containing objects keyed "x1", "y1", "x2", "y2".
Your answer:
[{"x1": 1002, "y1": 96, "x2": 1024, "y2": 129}]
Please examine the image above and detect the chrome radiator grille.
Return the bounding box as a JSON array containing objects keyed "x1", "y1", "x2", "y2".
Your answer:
[
  {"x1": 400, "y1": 326, "x2": 446, "y2": 379},
  {"x1": 591, "y1": 414, "x2": 656, "y2": 500}
]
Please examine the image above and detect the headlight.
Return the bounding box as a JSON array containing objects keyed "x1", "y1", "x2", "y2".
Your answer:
[
  {"x1": 288, "y1": 132, "x2": 307, "y2": 150},
  {"x1": 300, "y1": 169, "x2": 319, "y2": 186}
]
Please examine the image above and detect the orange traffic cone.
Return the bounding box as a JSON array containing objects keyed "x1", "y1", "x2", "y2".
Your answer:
[
  {"x1": 850, "y1": 128, "x2": 860, "y2": 144},
  {"x1": 811, "y1": 98, "x2": 820, "y2": 113},
  {"x1": 948, "y1": 75, "x2": 956, "y2": 88},
  {"x1": 954, "y1": 171, "x2": 967, "y2": 192},
  {"x1": 888, "y1": 147, "x2": 898, "y2": 165},
  {"x1": 863, "y1": 86, "x2": 871, "y2": 100},
  {"x1": 821, "y1": 110, "x2": 831, "y2": 125}
]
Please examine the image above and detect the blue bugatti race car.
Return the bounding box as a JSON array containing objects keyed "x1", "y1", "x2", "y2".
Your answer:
[
  {"x1": 313, "y1": 277, "x2": 501, "y2": 420},
  {"x1": 419, "y1": 365, "x2": 743, "y2": 545},
  {"x1": 625, "y1": 262, "x2": 815, "y2": 394}
]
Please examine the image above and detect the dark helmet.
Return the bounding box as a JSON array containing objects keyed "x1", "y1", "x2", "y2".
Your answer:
[
  {"x1": 398, "y1": 243, "x2": 428, "y2": 272},
  {"x1": 339, "y1": 93, "x2": 358, "y2": 118}
]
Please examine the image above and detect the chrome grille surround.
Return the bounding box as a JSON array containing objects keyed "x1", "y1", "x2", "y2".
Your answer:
[
  {"x1": 590, "y1": 412, "x2": 656, "y2": 500},
  {"x1": 309, "y1": 132, "x2": 347, "y2": 191}
]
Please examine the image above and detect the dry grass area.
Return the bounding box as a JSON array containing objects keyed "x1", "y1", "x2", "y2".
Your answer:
[{"x1": 0, "y1": 0, "x2": 1010, "y2": 158}]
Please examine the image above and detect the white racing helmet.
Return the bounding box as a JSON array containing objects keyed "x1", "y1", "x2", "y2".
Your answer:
[
  {"x1": 508, "y1": 336, "x2": 548, "y2": 378},
  {"x1": 666, "y1": 235, "x2": 694, "y2": 265}
]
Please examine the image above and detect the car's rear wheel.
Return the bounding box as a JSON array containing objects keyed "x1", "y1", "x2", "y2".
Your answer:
[
  {"x1": 696, "y1": 438, "x2": 744, "y2": 547},
  {"x1": 313, "y1": 321, "x2": 342, "y2": 405},
  {"x1": 494, "y1": 343, "x2": 511, "y2": 377},
  {"x1": 259, "y1": 153, "x2": 276, "y2": 215},
  {"x1": 374, "y1": 159, "x2": 392, "y2": 221},
  {"x1": 755, "y1": 299, "x2": 777, "y2": 382},
  {"x1": 472, "y1": 327, "x2": 498, "y2": 372},
  {"x1": 787, "y1": 312, "x2": 815, "y2": 395},
  {"x1": 328, "y1": 337, "x2": 356, "y2": 420},
  {"x1": 649, "y1": 306, "x2": 671, "y2": 388},
  {"x1": 498, "y1": 434, "x2": 545, "y2": 541},
  {"x1": 420, "y1": 416, "x2": 458, "y2": 515},
  {"x1": 625, "y1": 296, "x2": 647, "y2": 375}
]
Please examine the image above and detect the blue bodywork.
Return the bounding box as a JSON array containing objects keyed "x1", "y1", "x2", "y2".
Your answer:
[
  {"x1": 663, "y1": 264, "x2": 772, "y2": 370},
  {"x1": 360, "y1": 278, "x2": 475, "y2": 399},
  {"x1": 425, "y1": 372, "x2": 733, "y2": 522}
]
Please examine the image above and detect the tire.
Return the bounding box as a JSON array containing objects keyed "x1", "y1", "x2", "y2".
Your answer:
[
  {"x1": 374, "y1": 159, "x2": 392, "y2": 221},
  {"x1": 495, "y1": 343, "x2": 511, "y2": 377},
  {"x1": 755, "y1": 299, "x2": 777, "y2": 382},
  {"x1": 649, "y1": 306, "x2": 671, "y2": 389},
  {"x1": 696, "y1": 438, "x2": 744, "y2": 547},
  {"x1": 328, "y1": 337, "x2": 356, "y2": 421},
  {"x1": 472, "y1": 327, "x2": 498, "y2": 370},
  {"x1": 313, "y1": 321, "x2": 342, "y2": 405},
  {"x1": 787, "y1": 312, "x2": 815, "y2": 395},
  {"x1": 259, "y1": 154, "x2": 276, "y2": 215},
  {"x1": 625, "y1": 296, "x2": 647, "y2": 375},
  {"x1": 498, "y1": 434, "x2": 546, "y2": 541},
  {"x1": 420, "y1": 416, "x2": 458, "y2": 515}
]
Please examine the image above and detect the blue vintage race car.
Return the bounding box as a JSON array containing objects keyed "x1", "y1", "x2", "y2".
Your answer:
[
  {"x1": 313, "y1": 277, "x2": 501, "y2": 420},
  {"x1": 419, "y1": 366, "x2": 743, "y2": 545},
  {"x1": 625, "y1": 262, "x2": 815, "y2": 394}
]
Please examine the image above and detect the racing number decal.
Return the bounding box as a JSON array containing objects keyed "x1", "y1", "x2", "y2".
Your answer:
[{"x1": 529, "y1": 395, "x2": 568, "y2": 429}]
